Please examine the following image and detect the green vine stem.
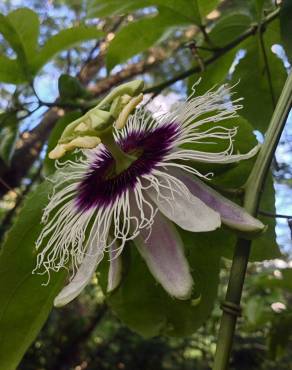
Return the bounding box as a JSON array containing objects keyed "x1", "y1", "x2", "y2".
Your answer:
[{"x1": 213, "y1": 71, "x2": 292, "y2": 370}]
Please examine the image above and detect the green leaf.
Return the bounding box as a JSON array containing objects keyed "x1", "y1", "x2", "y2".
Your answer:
[
  {"x1": 197, "y1": 0, "x2": 220, "y2": 19},
  {"x1": 188, "y1": 13, "x2": 251, "y2": 95},
  {"x1": 106, "y1": 8, "x2": 190, "y2": 71},
  {"x1": 0, "y1": 11, "x2": 30, "y2": 80},
  {"x1": 58, "y1": 74, "x2": 91, "y2": 100},
  {"x1": 0, "y1": 8, "x2": 104, "y2": 84},
  {"x1": 188, "y1": 51, "x2": 238, "y2": 97},
  {"x1": 7, "y1": 8, "x2": 39, "y2": 58},
  {"x1": 208, "y1": 13, "x2": 252, "y2": 47},
  {"x1": 43, "y1": 111, "x2": 82, "y2": 176},
  {"x1": 232, "y1": 19, "x2": 287, "y2": 131},
  {"x1": 88, "y1": 0, "x2": 219, "y2": 23},
  {"x1": 0, "y1": 56, "x2": 25, "y2": 84},
  {"x1": 280, "y1": 0, "x2": 292, "y2": 63},
  {"x1": 87, "y1": 0, "x2": 150, "y2": 18},
  {"x1": 31, "y1": 25, "x2": 103, "y2": 73},
  {"x1": 0, "y1": 115, "x2": 19, "y2": 165},
  {"x1": 250, "y1": 175, "x2": 280, "y2": 261},
  {"x1": 0, "y1": 182, "x2": 66, "y2": 370},
  {"x1": 103, "y1": 228, "x2": 222, "y2": 337},
  {"x1": 0, "y1": 8, "x2": 40, "y2": 81}
]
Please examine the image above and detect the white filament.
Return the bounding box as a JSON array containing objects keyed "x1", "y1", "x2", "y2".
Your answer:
[{"x1": 35, "y1": 84, "x2": 257, "y2": 284}]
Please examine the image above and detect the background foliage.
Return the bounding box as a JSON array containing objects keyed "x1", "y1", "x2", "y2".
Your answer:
[{"x1": 0, "y1": 0, "x2": 292, "y2": 369}]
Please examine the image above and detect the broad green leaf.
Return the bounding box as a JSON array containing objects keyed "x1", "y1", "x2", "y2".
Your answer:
[
  {"x1": 0, "y1": 56, "x2": 24, "y2": 84},
  {"x1": 87, "y1": 0, "x2": 150, "y2": 18},
  {"x1": 280, "y1": 0, "x2": 292, "y2": 63},
  {"x1": 0, "y1": 8, "x2": 103, "y2": 83},
  {"x1": 43, "y1": 111, "x2": 82, "y2": 176},
  {"x1": 58, "y1": 74, "x2": 90, "y2": 100},
  {"x1": 249, "y1": 0, "x2": 266, "y2": 20},
  {"x1": 188, "y1": 13, "x2": 250, "y2": 95},
  {"x1": 197, "y1": 0, "x2": 220, "y2": 19},
  {"x1": 31, "y1": 25, "x2": 103, "y2": 73},
  {"x1": 0, "y1": 115, "x2": 19, "y2": 165},
  {"x1": 0, "y1": 7, "x2": 41, "y2": 80},
  {"x1": 0, "y1": 11, "x2": 30, "y2": 79},
  {"x1": 88, "y1": 0, "x2": 219, "y2": 23},
  {"x1": 208, "y1": 13, "x2": 252, "y2": 47},
  {"x1": 0, "y1": 182, "x2": 66, "y2": 370},
  {"x1": 250, "y1": 175, "x2": 281, "y2": 261},
  {"x1": 103, "y1": 229, "x2": 222, "y2": 337},
  {"x1": 106, "y1": 8, "x2": 190, "y2": 71},
  {"x1": 232, "y1": 19, "x2": 287, "y2": 131},
  {"x1": 7, "y1": 8, "x2": 39, "y2": 58}
]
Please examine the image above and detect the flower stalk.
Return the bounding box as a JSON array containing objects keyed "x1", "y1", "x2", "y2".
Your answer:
[
  {"x1": 213, "y1": 72, "x2": 292, "y2": 370},
  {"x1": 100, "y1": 129, "x2": 137, "y2": 174}
]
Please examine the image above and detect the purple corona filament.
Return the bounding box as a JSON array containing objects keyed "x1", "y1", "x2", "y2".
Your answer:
[{"x1": 76, "y1": 123, "x2": 180, "y2": 211}]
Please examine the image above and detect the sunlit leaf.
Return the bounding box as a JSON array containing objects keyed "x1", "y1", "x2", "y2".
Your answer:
[
  {"x1": 7, "y1": 7, "x2": 39, "y2": 58},
  {"x1": 232, "y1": 19, "x2": 287, "y2": 131},
  {"x1": 0, "y1": 8, "x2": 103, "y2": 83},
  {"x1": 106, "y1": 8, "x2": 190, "y2": 72},
  {"x1": 0, "y1": 56, "x2": 24, "y2": 84},
  {"x1": 88, "y1": 0, "x2": 219, "y2": 23},
  {"x1": 31, "y1": 25, "x2": 103, "y2": 73}
]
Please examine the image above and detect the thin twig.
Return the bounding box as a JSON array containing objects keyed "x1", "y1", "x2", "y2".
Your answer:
[
  {"x1": 259, "y1": 210, "x2": 292, "y2": 219},
  {"x1": 144, "y1": 7, "x2": 280, "y2": 94}
]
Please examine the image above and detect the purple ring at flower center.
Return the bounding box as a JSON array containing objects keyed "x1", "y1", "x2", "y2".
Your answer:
[{"x1": 75, "y1": 123, "x2": 180, "y2": 211}]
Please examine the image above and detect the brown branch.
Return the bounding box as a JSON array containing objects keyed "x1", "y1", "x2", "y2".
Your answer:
[
  {"x1": 259, "y1": 210, "x2": 292, "y2": 219},
  {"x1": 0, "y1": 108, "x2": 63, "y2": 196},
  {"x1": 89, "y1": 56, "x2": 164, "y2": 96}
]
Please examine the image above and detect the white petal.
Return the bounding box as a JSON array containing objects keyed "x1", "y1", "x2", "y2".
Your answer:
[
  {"x1": 107, "y1": 242, "x2": 123, "y2": 293},
  {"x1": 171, "y1": 168, "x2": 265, "y2": 233},
  {"x1": 135, "y1": 212, "x2": 193, "y2": 299},
  {"x1": 54, "y1": 215, "x2": 110, "y2": 307},
  {"x1": 54, "y1": 245, "x2": 103, "y2": 307},
  {"x1": 148, "y1": 174, "x2": 221, "y2": 232}
]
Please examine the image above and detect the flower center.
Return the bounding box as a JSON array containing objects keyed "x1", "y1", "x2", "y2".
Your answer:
[{"x1": 75, "y1": 123, "x2": 180, "y2": 211}]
